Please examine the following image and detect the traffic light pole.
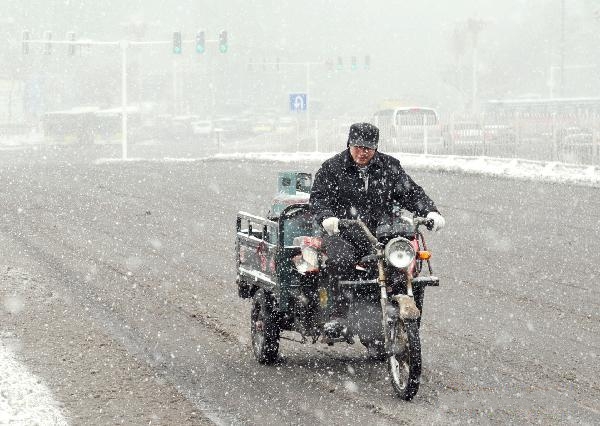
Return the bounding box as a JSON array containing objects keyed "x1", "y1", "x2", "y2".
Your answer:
[
  {"x1": 257, "y1": 60, "x2": 322, "y2": 138},
  {"x1": 252, "y1": 57, "x2": 369, "y2": 151},
  {"x1": 23, "y1": 32, "x2": 227, "y2": 160},
  {"x1": 21, "y1": 37, "x2": 177, "y2": 160},
  {"x1": 305, "y1": 63, "x2": 311, "y2": 133},
  {"x1": 121, "y1": 41, "x2": 128, "y2": 160}
]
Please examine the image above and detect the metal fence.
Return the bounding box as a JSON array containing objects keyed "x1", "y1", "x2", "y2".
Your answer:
[
  {"x1": 7, "y1": 107, "x2": 598, "y2": 167},
  {"x1": 223, "y1": 114, "x2": 600, "y2": 167},
  {"x1": 442, "y1": 112, "x2": 600, "y2": 165}
]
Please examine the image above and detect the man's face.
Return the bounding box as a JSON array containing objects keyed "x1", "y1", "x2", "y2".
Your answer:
[{"x1": 350, "y1": 145, "x2": 376, "y2": 166}]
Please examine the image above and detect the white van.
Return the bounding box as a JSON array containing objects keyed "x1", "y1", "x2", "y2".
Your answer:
[{"x1": 372, "y1": 107, "x2": 442, "y2": 153}]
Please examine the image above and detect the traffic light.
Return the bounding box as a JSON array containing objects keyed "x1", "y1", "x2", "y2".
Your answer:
[
  {"x1": 364, "y1": 55, "x2": 370, "y2": 70},
  {"x1": 336, "y1": 56, "x2": 343, "y2": 71},
  {"x1": 195, "y1": 30, "x2": 205, "y2": 54},
  {"x1": 67, "y1": 31, "x2": 76, "y2": 55},
  {"x1": 218, "y1": 30, "x2": 228, "y2": 53},
  {"x1": 173, "y1": 31, "x2": 182, "y2": 54},
  {"x1": 22, "y1": 30, "x2": 30, "y2": 55},
  {"x1": 43, "y1": 30, "x2": 52, "y2": 55},
  {"x1": 275, "y1": 57, "x2": 280, "y2": 71},
  {"x1": 351, "y1": 56, "x2": 357, "y2": 71}
]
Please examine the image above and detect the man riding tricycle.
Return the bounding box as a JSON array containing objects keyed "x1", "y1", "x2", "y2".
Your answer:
[{"x1": 235, "y1": 123, "x2": 445, "y2": 400}]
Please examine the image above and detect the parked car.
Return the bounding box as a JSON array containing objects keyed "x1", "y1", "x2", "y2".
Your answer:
[
  {"x1": 558, "y1": 127, "x2": 595, "y2": 163},
  {"x1": 483, "y1": 124, "x2": 516, "y2": 144},
  {"x1": 275, "y1": 116, "x2": 298, "y2": 134},
  {"x1": 191, "y1": 120, "x2": 213, "y2": 138},
  {"x1": 559, "y1": 127, "x2": 593, "y2": 146},
  {"x1": 252, "y1": 117, "x2": 276, "y2": 134},
  {"x1": 213, "y1": 117, "x2": 237, "y2": 133},
  {"x1": 172, "y1": 115, "x2": 201, "y2": 141},
  {"x1": 213, "y1": 117, "x2": 252, "y2": 140},
  {"x1": 443, "y1": 122, "x2": 483, "y2": 146}
]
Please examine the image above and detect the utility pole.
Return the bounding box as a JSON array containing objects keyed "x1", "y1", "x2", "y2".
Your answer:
[
  {"x1": 467, "y1": 18, "x2": 485, "y2": 115},
  {"x1": 560, "y1": 0, "x2": 566, "y2": 97},
  {"x1": 305, "y1": 62, "x2": 311, "y2": 131},
  {"x1": 121, "y1": 41, "x2": 128, "y2": 160},
  {"x1": 560, "y1": 0, "x2": 566, "y2": 98},
  {"x1": 252, "y1": 59, "x2": 322, "y2": 136}
]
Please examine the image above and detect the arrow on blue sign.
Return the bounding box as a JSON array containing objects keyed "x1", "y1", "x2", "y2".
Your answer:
[{"x1": 289, "y1": 93, "x2": 307, "y2": 112}]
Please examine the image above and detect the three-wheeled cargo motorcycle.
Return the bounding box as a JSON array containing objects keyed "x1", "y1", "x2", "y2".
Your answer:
[{"x1": 235, "y1": 171, "x2": 440, "y2": 400}]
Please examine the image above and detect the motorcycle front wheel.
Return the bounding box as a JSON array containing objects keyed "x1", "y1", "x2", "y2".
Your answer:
[
  {"x1": 251, "y1": 289, "x2": 280, "y2": 364},
  {"x1": 388, "y1": 319, "x2": 421, "y2": 400}
]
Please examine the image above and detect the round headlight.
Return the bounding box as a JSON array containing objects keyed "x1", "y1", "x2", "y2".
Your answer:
[{"x1": 384, "y1": 237, "x2": 415, "y2": 269}]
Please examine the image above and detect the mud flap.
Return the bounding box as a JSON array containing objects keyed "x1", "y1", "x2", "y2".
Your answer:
[{"x1": 391, "y1": 294, "x2": 421, "y2": 320}]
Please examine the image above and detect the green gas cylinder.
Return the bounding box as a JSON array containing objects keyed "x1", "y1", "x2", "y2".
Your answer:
[{"x1": 269, "y1": 171, "x2": 313, "y2": 219}]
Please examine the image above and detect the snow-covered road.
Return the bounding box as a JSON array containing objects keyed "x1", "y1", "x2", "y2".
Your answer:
[{"x1": 0, "y1": 144, "x2": 598, "y2": 424}]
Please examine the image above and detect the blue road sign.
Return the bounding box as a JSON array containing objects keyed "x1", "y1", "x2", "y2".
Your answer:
[{"x1": 289, "y1": 93, "x2": 307, "y2": 112}]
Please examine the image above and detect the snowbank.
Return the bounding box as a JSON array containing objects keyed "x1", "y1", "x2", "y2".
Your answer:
[
  {"x1": 0, "y1": 339, "x2": 68, "y2": 425},
  {"x1": 212, "y1": 152, "x2": 600, "y2": 187}
]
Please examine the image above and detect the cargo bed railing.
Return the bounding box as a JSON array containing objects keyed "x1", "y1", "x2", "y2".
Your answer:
[{"x1": 237, "y1": 211, "x2": 278, "y2": 242}]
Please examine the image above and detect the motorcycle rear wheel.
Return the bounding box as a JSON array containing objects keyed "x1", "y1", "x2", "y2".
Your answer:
[
  {"x1": 251, "y1": 289, "x2": 280, "y2": 364},
  {"x1": 388, "y1": 319, "x2": 421, "y2": 401}
]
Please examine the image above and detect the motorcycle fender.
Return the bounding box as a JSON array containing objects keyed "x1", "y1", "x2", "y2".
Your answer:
[{"x1": 391, "y1": 294, "x2": 421, "y2": 320}]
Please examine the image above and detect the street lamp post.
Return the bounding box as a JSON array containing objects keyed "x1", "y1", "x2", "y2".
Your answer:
[{"x1": 467, "y1": 18, "x2": 485, "y2": 115}]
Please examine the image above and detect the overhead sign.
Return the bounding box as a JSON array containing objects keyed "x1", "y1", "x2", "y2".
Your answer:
[{"x1": 289, "y1": 93, "x2": 307, "y2": 112}]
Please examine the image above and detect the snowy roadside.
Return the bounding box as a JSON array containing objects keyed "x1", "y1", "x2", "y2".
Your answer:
[
  {"x1": 0, "y1": 337, "x2": 68, "y2": 425},
  {"x1": 213, "y1": 152, "x2": 600, "y2": 187},
  {"x1": 0, "y1": 257, "x2": 207, "y2": 425},
  {"x1": 97, "y1": 151, "x2": 600, "y2": 187}
]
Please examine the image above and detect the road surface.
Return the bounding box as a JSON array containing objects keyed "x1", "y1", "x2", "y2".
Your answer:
[{"x1": 0, "y1": 142, "x2": 598, "y2": 424}]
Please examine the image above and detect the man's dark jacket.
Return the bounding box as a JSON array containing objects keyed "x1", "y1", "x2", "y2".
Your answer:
[{"x1": 309, "y1": 149, "x2": 439, "y2": 233}]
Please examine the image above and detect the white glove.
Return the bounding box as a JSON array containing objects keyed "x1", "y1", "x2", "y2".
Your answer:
[
  {"x1": 426, "y1": 212, "x2": 445, "y2": 232},
  {"x1": 322, "y1": 217, "x2": 340, "y2": 236}
]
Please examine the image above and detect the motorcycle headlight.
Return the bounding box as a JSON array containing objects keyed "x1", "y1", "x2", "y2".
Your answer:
[{"x1": 384, "y1": 237, "x2": 415, "y2": 269}]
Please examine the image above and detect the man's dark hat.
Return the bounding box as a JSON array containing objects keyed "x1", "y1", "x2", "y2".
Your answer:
[{"x1": 347, "y1": 122, "x2": 379, "y2": 149}]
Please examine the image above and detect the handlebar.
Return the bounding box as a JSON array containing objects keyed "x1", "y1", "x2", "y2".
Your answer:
[
  {"x1": 338, "y1": 216, "x2": 434, "y2": 244},
  {"x1": 414, "y1": 217, "x2": 435, "y2": 231},
  {"x1": 338, "y1": 219, "x2": 378, "y2": 245}
]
